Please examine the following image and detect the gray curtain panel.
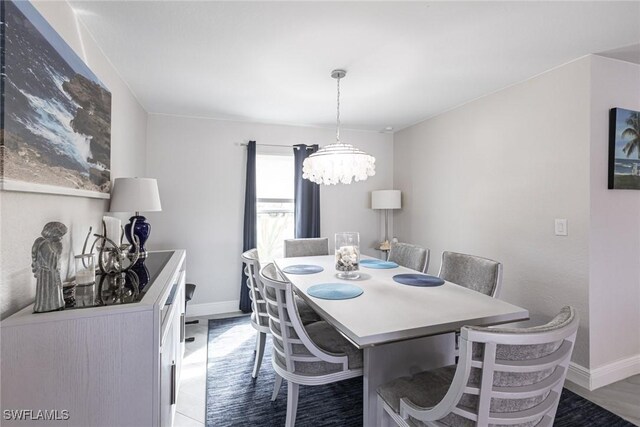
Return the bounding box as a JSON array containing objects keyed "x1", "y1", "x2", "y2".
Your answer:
[
  {"x1": 239, "y1": 141, "x2": 257, "y2": 313},
  {"x1": 293, "y1": 144, "x2": 320, "y2": 238}
]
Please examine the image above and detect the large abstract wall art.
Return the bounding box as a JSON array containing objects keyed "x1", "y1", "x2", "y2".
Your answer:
[{"x1": 1, "y1": 0, "x2": 112, "y2": 198}]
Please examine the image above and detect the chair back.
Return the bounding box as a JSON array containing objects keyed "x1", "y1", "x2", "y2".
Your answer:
[
  {"x1": 404, "y1": 307, "x2": 579, "y2": 427},
  {"x1": 259, "y1": 263, "x2": 349, "y2": 376},
  {"x1": 283, "y1": 237, "x2": 329, "y2": 258},
  {"x1": 439, "y1": 251, "x2": 502, "y2": 297},
  {"x1": 388, "y1": 242, "x2": 429, "y2": 272},
  {"x1": 241, "y1": 249, "x2": 268, "y2": 329}
]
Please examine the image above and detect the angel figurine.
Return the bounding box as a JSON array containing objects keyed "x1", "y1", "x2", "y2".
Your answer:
[{"x1": 31, "y1": 222, "x2": 68, "y2": 313}]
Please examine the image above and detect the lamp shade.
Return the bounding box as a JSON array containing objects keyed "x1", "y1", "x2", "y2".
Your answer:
[
  {"x1": 371, "y1": 190, "x2": 401, "y2": 210},
  {"x1": 109, "y1": 178, "x2": 162, "y2": 213}
]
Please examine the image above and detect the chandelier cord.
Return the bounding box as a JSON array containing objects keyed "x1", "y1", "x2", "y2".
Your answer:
[{"x1": 336, "y1": 75, "x2": 341, "y2": 143}]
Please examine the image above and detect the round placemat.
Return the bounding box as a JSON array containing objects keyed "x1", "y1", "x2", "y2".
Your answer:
[
  {"x1": 361, "y1": 260, "x2": 399, "y2": 269},
  {"x1": 393, "y1": 274, "x2": 445, "y2": 287},
  {"x1": 282, "y1": 264, "x2": 324, "y2": 275},
  {"x1": 307, "y1": 283, "x2": 364, "y2": 300},
  {"x1": 360, "y1": 259, "x2": 383, "y2": 265}
]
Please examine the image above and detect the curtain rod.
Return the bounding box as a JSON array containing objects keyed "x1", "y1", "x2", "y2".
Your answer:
[{"x1": 237, "y1": 142, "x2": 315, "y2": 150}]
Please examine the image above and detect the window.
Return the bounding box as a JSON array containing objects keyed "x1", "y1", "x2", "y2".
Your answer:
[{"x1": 256, "y1": 154, "x2": 294, "y2": 262}]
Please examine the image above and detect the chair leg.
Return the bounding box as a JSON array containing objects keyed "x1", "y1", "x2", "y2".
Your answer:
[
  {"x1": 285, "y1": 381, "x2": 299, "y2": 427},
  {"x1": 252, "y1": 332, "x2": 266, "y2": 378},
  {"x1": 271, "y1": 372, "x2": 283, "y2": 401}
]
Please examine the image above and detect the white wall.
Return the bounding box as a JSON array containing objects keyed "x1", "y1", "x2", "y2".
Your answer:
[
  {"x1": 145, "y1": 114, "x2": 393, "y2": 312},
  {"x1": 0, "y1": 1, "x2": 148, "y2": 318},
  {"x1": 589, "y1": 56, "x2": 640, "y2": 370},
  {"x1": 393, "y1": 58, "x2": 592, "y2": 367}
]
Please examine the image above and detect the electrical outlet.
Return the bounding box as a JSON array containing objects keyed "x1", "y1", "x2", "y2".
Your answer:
[{"x1": 555, "y1": 219, "x2": 568, "y2": 236}]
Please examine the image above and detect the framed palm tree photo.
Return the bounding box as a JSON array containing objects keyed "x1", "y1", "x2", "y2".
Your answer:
[{"x1": 609, "y1": 107, "x2": 640, "y2": 190}]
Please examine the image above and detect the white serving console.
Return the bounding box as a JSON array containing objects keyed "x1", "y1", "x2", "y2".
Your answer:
[{"x1": 1, "y1": 250, "x2": 186, "y2": 427}]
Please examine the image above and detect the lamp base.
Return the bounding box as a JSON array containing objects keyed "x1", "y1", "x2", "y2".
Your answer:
[
  {"x1": 124, "y1": 215, "x2": 151, "y2": 258},
  {"x1": 128, "y1": 250, "x2": 148, "y2": 260}
]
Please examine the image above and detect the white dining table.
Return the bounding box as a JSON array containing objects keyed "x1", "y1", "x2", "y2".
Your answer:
[{"x1": 274, "y1": 254, "x2": 529, "y2": 426}]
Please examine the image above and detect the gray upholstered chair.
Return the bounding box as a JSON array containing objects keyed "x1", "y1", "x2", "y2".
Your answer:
[
  {"x1": 438, "y1": 251, "x2": 504, "y2": 358},
  {"x1": 438, "y1": 251, "x2": 503, "y2": 298},
  {"x1": 283, "y1": 237, "x2": 329, "y2": 258},
  {"x1": 260, "y1": 263, "x2": 363, "y2": 427},
  {"x1": 282, "y1": 237, "x2": 329, "y2": 324},
  {"x1": 241, "y1": 249, "x2": 320, "y2": 379},
  {"x1": 388, "y1": 242, "x2": 430, "y2": 273},
  {"x1": 377, "y1": 306, "x2": 579, "y2": 427}
]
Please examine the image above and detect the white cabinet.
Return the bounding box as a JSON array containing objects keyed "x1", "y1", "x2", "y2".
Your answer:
[
  {"x1": 1, "y1": 250, "x2": 186, "y2": 427},
  {"x1": 160, "y1": 269, "x2": 185, "y2": 427},
  {"x1": 160, "y1": 319, "x2": 178, "y2": 427}
]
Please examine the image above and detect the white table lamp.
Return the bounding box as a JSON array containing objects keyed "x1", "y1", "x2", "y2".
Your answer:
[
  {"x1": 109, "y1": 177, "x2": 162, "y2": 257},
  {"x1": 371, "y1": 190, "x2": 401, "y2": 250}
]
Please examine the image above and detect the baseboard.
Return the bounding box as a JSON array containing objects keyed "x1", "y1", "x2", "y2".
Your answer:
[
  {"x1": 567, "y1": 355, "x2": 640, "y2": 390},
  {"x1": 590, "y1": 354, "x2": 640, "y2": 389},
  {"x1": 567, "y1": 362, "x2": 591, "y2": 389},
  {"x1": 187, "y1": 300, "x2": 240, "y2": 317}
]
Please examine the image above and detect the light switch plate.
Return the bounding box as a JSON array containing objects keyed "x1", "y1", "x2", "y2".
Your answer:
[{"x1": 555, "y1": 219, "x2": 568, "y2": 236}]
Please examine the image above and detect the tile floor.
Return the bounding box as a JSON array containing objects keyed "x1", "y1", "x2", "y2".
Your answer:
[
  {"x1": 175, "y1": 313, "x2": 246, "y2": 427},
  {"x1": 176, "y1": 313, "x2": 640, "y2": 427}
]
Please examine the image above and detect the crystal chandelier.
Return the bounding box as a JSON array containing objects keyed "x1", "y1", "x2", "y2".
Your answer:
[{"x1": 302, "y1": 70, "x2": 376, "y2": 185}]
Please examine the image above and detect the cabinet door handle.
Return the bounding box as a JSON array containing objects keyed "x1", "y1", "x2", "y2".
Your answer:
[
  {"x1": 170, "y1": 361, "x2": 177, "y2": 405},
  {"x1": 180, "y1": 313, "x2": 185, "y2": 343}
]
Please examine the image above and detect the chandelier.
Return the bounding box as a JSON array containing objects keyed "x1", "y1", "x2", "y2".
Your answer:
[{"x1": 302, "y1": 70, "x2": 376, "y2": 185}]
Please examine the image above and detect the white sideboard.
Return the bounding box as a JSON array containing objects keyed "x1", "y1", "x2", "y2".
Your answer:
[{"x1": 1, "y1": 250, "x2": 186, "y2": 426}]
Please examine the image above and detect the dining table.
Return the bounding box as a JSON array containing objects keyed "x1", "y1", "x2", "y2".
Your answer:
[{"x1": 274, "y1": 254, "x2": 529, "y2": 426}]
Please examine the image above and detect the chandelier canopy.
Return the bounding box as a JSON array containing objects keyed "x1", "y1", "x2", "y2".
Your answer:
[{"x1": 302, "y1": 70, "x2": 376, "y2": 185}]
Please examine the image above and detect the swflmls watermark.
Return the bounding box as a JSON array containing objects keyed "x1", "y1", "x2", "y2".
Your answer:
[{"x1": 3, "y1": 409, "x2": 70, "y2": 421}]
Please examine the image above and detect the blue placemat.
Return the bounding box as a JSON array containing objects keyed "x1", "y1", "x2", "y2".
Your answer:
[
  {"x1": 282, "y1": 264, "x2": 324, "y2": 275},
  {"x1": 307, "y1": 283, "x2": 364, "y2": 300},
  {"x1": 360, "y1": 259, "x2": 398, "y2": 269},
  {"x1": 393, "y1": 274, "x2": 445, "y2": 287}
]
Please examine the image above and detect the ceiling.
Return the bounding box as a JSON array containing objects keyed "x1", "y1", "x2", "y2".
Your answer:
[
  {"x1": 70, "y1": 1, "x2": 640, "y2": 132},
  {"x1": 597, "y1": 42, "x2": 640, "y2": 65}
]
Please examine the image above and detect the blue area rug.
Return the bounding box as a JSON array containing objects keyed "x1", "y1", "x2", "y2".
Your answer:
[{"x1": 206, "y1": 316, "x2": 634, "y2": 427}]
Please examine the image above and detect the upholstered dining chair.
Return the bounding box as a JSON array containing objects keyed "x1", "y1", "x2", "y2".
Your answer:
[
  {"x1": 241, "y1": 249, "x2": 321, "y2": 379},
  {"x1": 284, "y1": 237, "x2": 329, "y2": 258},
  {"x1": 260, "y1": 263, "x2": 364, "y2": 427},
  {"x1": 438, "y1": 251, "x2": 503, "y2": 297},
  {"x1": 241, "y1": 249, "x2": 270, "y2": 379},
  {"x1": 377, "y1": 306, "x2": 579, "y2": 427},
  {"x1": 388, "y1": 242, "x2": 430, "y2": 273},
  {"x1": 438, "y1": 251, "x2": 504, "y2": 358}
]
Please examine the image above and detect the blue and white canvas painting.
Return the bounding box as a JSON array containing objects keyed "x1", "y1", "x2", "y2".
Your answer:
[
  {"x1": 1, "y1": 0, "x2": 112, "y2": 197},
  {"x1": 609, "y1": 108, "x2": 640, "y2": 190}
]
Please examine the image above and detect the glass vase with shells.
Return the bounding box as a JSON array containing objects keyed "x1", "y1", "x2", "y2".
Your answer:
[{"x1": 335, "y1": 232, "x2": 360, "y2": 280}]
